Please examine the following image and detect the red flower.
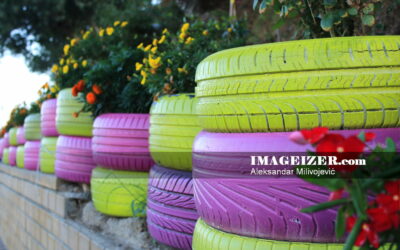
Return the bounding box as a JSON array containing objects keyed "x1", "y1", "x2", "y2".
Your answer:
[
  {"x1": 92, "y1": 84, "x2": 102, "y2": 95},
  {"x1": 71, "y1": 86, "x2": 78, "y2": 97},
  {"x1": 328, "y1": 188, "x2": 344, "y2": 201},
  {"x1": 376, "y1": 180, "x2": 400, "y2": 215},
  {"x1": 76, "y1": 80, "x2": 85, "y2": 91},
  {"x1": 346, "y1": 217, "x2": 380, "y2": 248},
  {"x1": 367, "y1": 207, "x2": 392, "y2": 232},
  {"x1": 365, "y1": 132, "x2": 376, "y2": 142},
  {"x1": 301, "y1": 127, "x2": 329, "y2": 144},
  {"x1": 86, "y1": 92, "x2": 96, "y2": 104}
]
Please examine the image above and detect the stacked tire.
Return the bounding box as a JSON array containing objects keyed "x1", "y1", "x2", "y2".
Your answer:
[
  {"x1": 55, "y1": 88, "x2": 95, "y2": 183},
  {"x1": 2, "y1": 132, "x2": 10, "y2": 164},
  {"x1": 16, "y1": 127, "x2": 26, "y2": 168},
  {"x1": 8, "y1": 127, "x2": 19, "y2": 166},
  {"x1": 147, "y1": 94, "x2": 201, "y2": 249},
  {"x1": 24, "y1": 114, "x2": 42, "y2": 170},
  {"x1": 192, "y1": 36, "x2": 400, "y2": 249},
  {"x1": 40, "y1": 99, "x2": 59, "y2": 173},
  {"x1": 90, "y1": 113, "x2": 152, "y2": 217},
  {"x1": 0, "y1": 138, "x2": 4, "y2": 161}
]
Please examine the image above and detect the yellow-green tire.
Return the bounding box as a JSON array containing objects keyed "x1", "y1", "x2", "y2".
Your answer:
[
  {"x1": 91, "y1": 167, "x2": 148, "y2": 217},
  {"x1": 193, "y1": 219, "x2": 342, "y2": 250},
  {"x1": 16, "y1": 146, "x2": 24, "y2": 168},
  {"x1": 2, "y1": 148, "x2": 9, "y2": 164},
  {"x1": 39, "y1": 137, "x2": 57, "y2": 173},
  {"x1": 24, "y1": 114, "x2": 42, "y2": 140},
  {"x1": 56, "y1": 88, "x2": 93, "y2": 137},
  {"x1": 149, "y1": 94, "x2": 201, "y2": 171},
  {"x1": 195, "y1": 36, "x2": 400, "y2": 132},
  {"x1": 8, "y1": 128, "x2": 18, "y2": 146}
]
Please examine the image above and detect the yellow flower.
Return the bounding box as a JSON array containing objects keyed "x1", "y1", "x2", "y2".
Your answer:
[
  {"x1": 178, "y1": 67, "x2": 188, "y2": 74},
  {"x1": 98, "y1": 28, "x2": 105, "y2": 37},
  {"x1": 140, "y1": 70, "x2": 147, "y2": 85},
  {"x1": 165, "y1": 67, "x2": 172, "y2": 75},
  {"x1": 158, "y1": 35, "x2": 166, "y2": 44},
  {"x1": 162, "y1": 28, "x2": 168, "y2": 34},
  {"x1": 227, "y1": 27, "x2": 233, "y2": 33},
  {"x1": 66, "y1": 58, "x2": 71, "y2": 64},
  {"x1": 202, "y1": 30, "x2": 209, "y2": 36},
  {"x1": 121, "y1": 21, "x2": 128, "y2": 27},
  {"x1": 113, "y1": 21, "x2": 120, "y2": 26},
  {"x1": 70, "y1": 38, "x2": 78, "y2": 46},
  {"x1": 137, "y1": 43, "x2": 144, "y2": 49},
  {"x1": 106, "y1": 27, "x2": 114, "y2": 36},
  {"x1": 82, "y1": 60, "x2": 88, "y2": 67},
  {"x1": 144, "y1": 44, "x2": 152, "y2": 52},
  {"x1": 152, "y1": 39, "x2": 158, "y2": 46},
  {"x1": 51, "y1": 65, "x2": 59, "y2": 73},
  {"x1": 63, "y1": 44, "x2": 70, "y2": 55},
  {"x1": 42, "y1": 83, "x2": 49, "y2": 89},
  {"x1": 62, "y1": 65, "x2": 69, "y2": 74},
  {"x1": 151, "y1": 46, "x2": 157, "y2": 54},
  {"x1": 50, "y1": 87, "x2": 57, "y2": 93},
  {"x1": 143, "y1": 58, "x2": 148, "y2": 64},
  {"x1": 181, "y1": 23, "x2": 190, "y2": 33},
  {"x1": 59, "y1": 58, "x2": 65, "y2": 65},
  {"x1": 185, "y1": 37, "x2": 194, "y2": 45},
  {"x1": 135, "y1": 62, "x2": 143, "y2": 71},
  {"x1": 73, "y1": 63, "x2": 78, "y2": 69},
  {"x1": 179, "y1": 32, "x2": 186, "y2": 42},
  {"x1": 149, "y1": 56, "x2": 161, "y2": 69},
  {"x1": 83, "y1": 30, "x2": 91, "y2": 40}
]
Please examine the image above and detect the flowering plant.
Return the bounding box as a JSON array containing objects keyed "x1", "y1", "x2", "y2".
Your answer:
[
  {"x1": 37, "y1": 82, "x2": 59, "y2": 103},
  {"x1": 291, "y1": 127, "x2": 399, "y2": 249},
  {"x1": 136, "y1": 17, "x2": 248, "y2": 98}
]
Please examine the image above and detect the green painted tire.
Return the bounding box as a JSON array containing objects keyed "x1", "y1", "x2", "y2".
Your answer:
[
  {"x1": 195, "y1": 36, "x2": 400, "y2": 132},
  {"x1": 8, "y1": 128, "x2": 18, "y2": 146},
  {"x1": 193, "y1": 219, "x2": 342, "y2": 250},
  {"x1": 56, "y1": 88, "x2": 93, "y2": 137},
  {"x1": 39, "y1": 137, "x2": 57, "y2": 173},
  {"x1": 24, "y1": 114, "x2": 42, "y2": 140},
  {"x1": 149, "y1": 94, "x2": 201, "y2": 171},
  {"x1": 16, "y1": 146, "x2": 24, "y2": 168},
  {"x1": 2, "y1": 148, "x2": 9, "y2": 164},
  {"x1": 91, "y1": 167, "x2": 148, "y2": 217}
]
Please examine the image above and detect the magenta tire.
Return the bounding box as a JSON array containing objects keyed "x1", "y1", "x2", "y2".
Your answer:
[
  {"x1": 55, "y1": 135, "x2": 95, "y2": 183},
  {"x1": 3, "y1": 133, "x2": 10, "y2": 148},
  {"x1": 16, "y1": 127, "x2": 26, "y2": 145},
  {"x1": 147, "y1": 165, "x2": 198, "y2": 250},
  {"x1": 0, "y1": 138, "x2": 4, "y2": 160},
  {"x1": 24, "y1": 141, "x2": 41, "y2": 170},
  {"x1": 193, "y1": 128, "x2": 400, "y2": 242},
  {"x1": 41, "y1": 99, "x2": 59, "y2": 137},
  {"x1": 92, "y1": 113, "x2": 153, "y2": 171},
  {"x1": 8, "y1": 146, "x2": 17, "y2": 166}
]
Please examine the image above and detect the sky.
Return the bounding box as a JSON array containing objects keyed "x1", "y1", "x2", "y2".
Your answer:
[{"x1": 0, "y1": 52, "x2": 50, "y2": 127}]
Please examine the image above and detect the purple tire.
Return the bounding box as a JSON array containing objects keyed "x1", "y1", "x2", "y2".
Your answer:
[
  {"x1": 92, "y1": 113, "x2": 153, "y2": 171},
  {"x1": 147, "y1": 165, "x2": 198, "y2": 250},
  {"x1": 8, "y1": 146, "x2": 17, "y2": 166},
  {"x1": 55, "y1": 135, "x2": 95, "y2": 183},
  {"x1": 24, "y1": 141, "x2": 41, "y2": 170},
  {"x1": 41, "y1": 99, "x2": 59, "y2": 137},
  {"x1": 16, "y1": 127, "x2": 26, "y2": 145},
  {"x1": 3, "y1": 133, "x2": 10, "y2": 148},
  {"x1": 193, "y1": 128, "x2": 400, "y2": 243},
  {"x1": 0, "y1": 138, "x2": 4, "y2": 160}
]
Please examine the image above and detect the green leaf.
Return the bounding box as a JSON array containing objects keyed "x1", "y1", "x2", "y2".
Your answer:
[
  {"x1": 301, "y1": 199, "x2": 348, "y2": 213},
  {"x1": 358, "y1": 131, "x2": 366, "y2": 142},
  {"x1": 337, "y1": 9, "x2": 348, "y2": 18},
  {"x1": 362, "y1": 3, "x2": 374, "y2": 14},
  {"x1": 344, "y1": 218, "x2": 363, "y2": 250},
  {"x1": 259, "y1": 0, "x2": 267, "y2": 14},
  {"x1": 272, "y1": 18, "x2": 285, "y2": 30},
  {"x1": 348, "y1": 7, "x2": 358, "y2": 16},
  {"x1": 280, "y1": 5, "x2": 288, "y2": 17},
  {"x1": 323, "y1": 0, "x2": 337, "y2": 8},
  {"x1": 321, "y1": 13, "x2": 334, "y2": 31},
  {"x1": 362, "y1": 15, "x2": 375, "y2": 27},
  {"x1": 385, "y1": 138, "x2": 396, "y2": 152},
  {"x1": 336, "y1": 207, "x2": 346, "y2": 239},
  {"x1": 253, "y1": 0, "x2": 259, "y2": 10}
]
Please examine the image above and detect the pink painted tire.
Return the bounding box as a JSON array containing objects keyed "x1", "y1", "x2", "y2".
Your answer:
[
  {"x1": 55, "y1": 135, "x2": 95, "y2": 183},
  {"x1": 3, "y1": 133, "x2": 10, "y2": 148},
  {"x1": 147, "y1": 165, "x2": 198, "y2": 250},
  {"x1": 41, "y1": 99, "x2": 59, "y2": 137},
  {"x1": 24, "y1": 141, "x2": 41, "y2": 170},
  {"x1": 0, "y1": 138, "x2": 4, "y2": 160},
  {"x1": 92, "y1": 113, "x2": 153, "y2": 171},
  {"x1": 193, "y1": 128, "x2": 400, "y2": 243},
  {"x1": 16, "y1": 127, "x2": 26, "y2": 145},
  {"x1": 8, "y1": 146, "x2": 17, "y2": 166}
]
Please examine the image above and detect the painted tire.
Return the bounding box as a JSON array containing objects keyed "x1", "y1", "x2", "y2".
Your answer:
[
  {"x1": 55, "y1": 135, "x2": 95, "y2": 183},
  {"x1": 16, "y1": 127, "x2": 26, "y2": 145},
  {"x1": 8, "y1": 128, "x2": 18, "y2": 146},
  {"x1": 39, "y1": 137, "x2": 57, "y2": 173},
  {"x1": 24, "y1": 114, "x2": 42, "y2": 140},
  {"x1": 193, "y1": 128, "x2": 400, "y2": 242},
  {"x1": 192, "y1": 219, "x2": 342, "y2": 250},
  {"x1": 8, "y1": 146, "x2": 17, "y2": 166},
  {"x1": 16, "y1": 146, "x2": 25, "y2": 168},
  {"x1": 56, "y1": 88, "x2": 93, "y2": 137},
  {"x1": 24, "y1": 141, "x2": 40, "y2": 170},
  {"x1": 92, "y1": 113, "x2": 153, "y2": 171},
  {"x1": 3, "y1": 133, "x2": 10, "y2": 148},
  {"x1": 41, "y1": 99, "x2": 59, "y2": 137},
  {"x1": 147, "y1": 165, "x2": 198, "y2": 250},
  {"x1": 2, "y1": 148, "x2": 9, "y2": 164},
  {"x1": 150, "y1": 94, "x2": 201, "y2": 171},
  {"x1": 0, "y1": 139, "x2": 4, "y2": 160},
  {"x1": 91, "y1": 167, "x2": 148, "y2": 217},
  {"x1": 195, "y1": 36, "x2": 400, "y2": 133}
]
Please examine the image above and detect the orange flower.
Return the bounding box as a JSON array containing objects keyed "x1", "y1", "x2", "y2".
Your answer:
[
  {"x1": 92, "y1": 84, "x2": 102, "y2": 95},
  {"x1": 47, "y1": 94, "x2": 52, "y2": 99},
  {"x1": 72, "y1": 112, "x2": 79, "y2": 118},
  {"x1": 76, "y1": 80, "x2": 85, "y2": 91},
  {"x1": 86, "y1": 92, "x2": 96, "y2": 104},
  {"x1": 71, "y1": 86, "x2": 78, "y2": 97}
]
